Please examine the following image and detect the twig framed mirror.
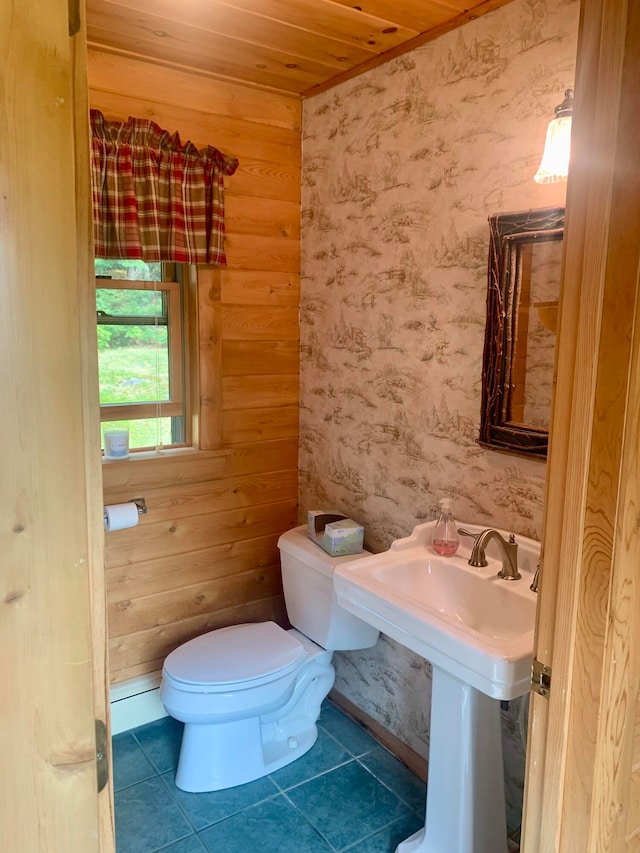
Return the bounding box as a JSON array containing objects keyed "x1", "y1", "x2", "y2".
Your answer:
[{"x1": 479, "y1": 206, "x2": 565, "y2": 459}]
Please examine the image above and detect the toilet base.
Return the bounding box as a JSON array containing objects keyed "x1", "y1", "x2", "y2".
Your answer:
[
  {"x1": 175, "y1": 716, "x2": 319, "y2": 792},
  {"x1": 174, "y1": 656, "x2": 335, "y2": 792}
]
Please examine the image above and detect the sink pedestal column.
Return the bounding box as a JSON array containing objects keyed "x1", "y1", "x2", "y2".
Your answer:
[{"x1": 396, "y1": 665, "x2": 508, "y2": 853}]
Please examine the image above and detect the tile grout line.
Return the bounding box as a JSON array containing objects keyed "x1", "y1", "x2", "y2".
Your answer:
[
  {"x1": 279, "y1": 787, "x2": 341, "y2": 852},
  {"x1": 354, "y1": 755, "x2": 425, "y2": 818},
  {"x1": 316, "y1": 721, "x2": 378, "y2": 761},
  {"x1": 130, "y1": 729, "x2": 173, "y2": 777},
  {"x1": 268, "y1": 755, "x2": 357, "y2": 794},
  {"x1": 156, "y1": 770, "x2": 207, "y2": 838},
  {"x1": 337, "y1": 814, "x2": 414, "y2": 853}
]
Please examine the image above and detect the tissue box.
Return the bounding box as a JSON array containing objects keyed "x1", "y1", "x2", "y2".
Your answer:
[
  {"x1": 307, "y1": 510, "x2": 347, "y2": 541},
  {"x1": 307, "y1": 510, "x2": 364, "y2": 556}
]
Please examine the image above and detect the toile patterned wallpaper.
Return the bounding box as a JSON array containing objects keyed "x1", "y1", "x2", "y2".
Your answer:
[{"x1": 300, "y1": 0, "x2": 579, "y2": 831}]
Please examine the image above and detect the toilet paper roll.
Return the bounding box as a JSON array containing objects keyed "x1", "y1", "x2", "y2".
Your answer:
[{"x1": 104, "y1": 502, "x2": 139, "y2": 532}]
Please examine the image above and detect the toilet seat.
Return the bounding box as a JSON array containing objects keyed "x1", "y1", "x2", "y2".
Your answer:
[{"x1": 163, "y1": 621, "x2": 307, "y2": 693}]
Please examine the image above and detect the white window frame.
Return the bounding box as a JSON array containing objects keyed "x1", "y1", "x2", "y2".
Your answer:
[{"x1": 96, "y1": 276, "x2": 185, "y2": 436}]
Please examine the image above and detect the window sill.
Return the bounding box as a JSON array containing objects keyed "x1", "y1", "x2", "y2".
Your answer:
[{"x1": 102, "y1": 446, "x2": 228, "y2": 465}]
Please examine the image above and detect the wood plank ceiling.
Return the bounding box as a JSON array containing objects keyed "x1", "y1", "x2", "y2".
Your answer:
[{"x1": 85, "y1": 0, "x2": 514, "y2": 97}]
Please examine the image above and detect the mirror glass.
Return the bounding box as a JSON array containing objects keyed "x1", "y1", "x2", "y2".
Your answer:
[{"x1": 479, "y1": 206, "x2": 565, "y2": 459}]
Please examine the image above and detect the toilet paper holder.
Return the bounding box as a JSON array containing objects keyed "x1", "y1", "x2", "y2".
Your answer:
[
  {"x1": 103, "y1": 497, "x2": 147, "y2": 532},
  {"x1": 132, "y1": 497, "x2": 147, "y2": 516},
  {"x1": 102, "y1": 497, "x2": 147, "y2": 519}
]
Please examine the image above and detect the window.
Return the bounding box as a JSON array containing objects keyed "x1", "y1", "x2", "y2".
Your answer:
[{"x1": 96, "y1": 259, "x2": 188, "y2": 452}]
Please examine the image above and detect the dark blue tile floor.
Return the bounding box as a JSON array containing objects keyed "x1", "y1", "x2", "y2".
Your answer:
[{"x1": 113, "y1": 700, "x2": 425, "y2": 853}]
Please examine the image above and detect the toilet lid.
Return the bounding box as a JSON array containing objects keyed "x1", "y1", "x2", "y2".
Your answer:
[{"x1": 163, "y1": 622, "x2": 307, "y2": 687}]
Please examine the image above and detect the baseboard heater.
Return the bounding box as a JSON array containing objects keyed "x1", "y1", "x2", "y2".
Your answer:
[{"x1": 110, "y1": 672, "x2": 168, "y2": 735}]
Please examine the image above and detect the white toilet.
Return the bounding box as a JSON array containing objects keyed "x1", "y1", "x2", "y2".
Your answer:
[{"x1": 159, "y1": 524, "x2": 379, "y2": 792}]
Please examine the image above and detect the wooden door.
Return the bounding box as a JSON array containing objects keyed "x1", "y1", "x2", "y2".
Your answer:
[
  {"x1": 0, "y1": 1, "x2": 114, "y2": 850},
  {"x1": 522, "y1": 0, "x2": 640, "y2": 849}
]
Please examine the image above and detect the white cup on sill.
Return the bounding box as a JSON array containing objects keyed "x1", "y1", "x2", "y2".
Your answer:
[{"x1": 103, "y1": 428, "x2": 130, "y2": 460}]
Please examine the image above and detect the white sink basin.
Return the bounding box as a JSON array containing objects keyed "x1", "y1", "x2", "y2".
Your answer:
[{"x1": 334, "y1": 520, "x2": 539, "y2": 699}]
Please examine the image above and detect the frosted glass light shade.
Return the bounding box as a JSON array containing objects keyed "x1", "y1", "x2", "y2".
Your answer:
[{"x1": 534, "y1": 115, "x2": 572, "y2": 184}]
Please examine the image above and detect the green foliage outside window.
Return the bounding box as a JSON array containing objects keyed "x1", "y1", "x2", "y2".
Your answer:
[
  {"x1": 96, "y1": 259, "x2": 184, "y2": 451},
  {"x1": 96, "y1": 258, "x2": 165, "y2": 349}
]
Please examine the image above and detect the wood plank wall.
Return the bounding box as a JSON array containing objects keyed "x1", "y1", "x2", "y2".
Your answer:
[
  {"x1": 88, "y1": 50, "x2": 301, "y2": 684},
  {"x1": 627, "y1": 698, "x2": 640, "y2": 844}
]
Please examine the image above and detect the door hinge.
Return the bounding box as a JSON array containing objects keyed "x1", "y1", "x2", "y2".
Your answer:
[
  {"x1": 95, "y1": 719, "x2": 109, "y2": 792},
  {"x1": 531, "y1": 658, "x2": 552, "y2": 698}
]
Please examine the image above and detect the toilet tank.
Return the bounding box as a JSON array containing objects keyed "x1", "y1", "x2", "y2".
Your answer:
[{"x1": 277, "y1": 525, "x2": 379, "y2": 651}]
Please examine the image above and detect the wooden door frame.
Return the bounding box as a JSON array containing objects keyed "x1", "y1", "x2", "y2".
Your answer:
[
  {"x1": 1, "y1": 1, "x2": 113, "y2": 850},
  {"x1": 73, "y1": 5, "x2": 116, "y2": 849},
  {"x1": 522, "y1": 0, "x2": 640, "y2": 849}
]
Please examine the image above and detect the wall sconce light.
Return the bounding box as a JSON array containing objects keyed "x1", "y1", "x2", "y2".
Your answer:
[{"x1": 534, "y1": 88, "x2": 573, "y2": 184}]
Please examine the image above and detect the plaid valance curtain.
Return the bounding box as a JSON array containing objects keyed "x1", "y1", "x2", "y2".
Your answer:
[{"x1": 90, "y1": 110, "x2": 238, "y2": 264}]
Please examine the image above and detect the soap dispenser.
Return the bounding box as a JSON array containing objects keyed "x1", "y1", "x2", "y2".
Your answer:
[{"x1": 432, "y1": 498, "x2": 460, "y2": 557}]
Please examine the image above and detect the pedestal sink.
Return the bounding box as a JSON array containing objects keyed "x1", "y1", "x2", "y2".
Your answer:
[{"x1": 333, "y1": 520, "x2": 539, "y2": 853}]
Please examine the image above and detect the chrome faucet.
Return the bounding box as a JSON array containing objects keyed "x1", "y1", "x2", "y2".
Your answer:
[
  {"x1": 462, "y1": 528, "x2": 521, "y2": 581},
  {"x1": 530, "y1": 561, "x2": 540, "y2": 593}
]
